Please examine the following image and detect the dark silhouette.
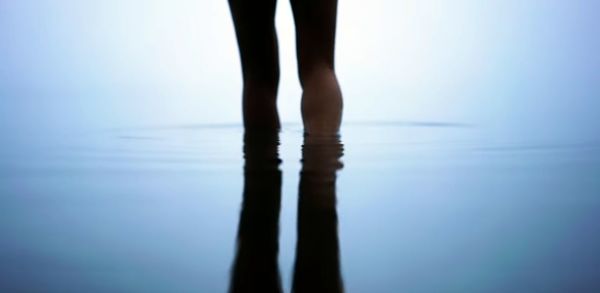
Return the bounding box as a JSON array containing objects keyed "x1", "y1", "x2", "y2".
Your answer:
[
  {"x1": 230, "y1": 132, "x2": 283, "y2": 293},
  {"x1": 229, "y1": 0, "x2": 343, "y2": 134},
  {"x1": 293, "y1": 135, "x2": 344, "y2": 293},
  {"x1": 229, "y1": 132, "x2": 344, "y2": 293}
]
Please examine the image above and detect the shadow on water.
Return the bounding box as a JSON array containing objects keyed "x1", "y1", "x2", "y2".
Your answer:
[{"x1": 229, "y1": 132, "x2": 344, "y2": 293}]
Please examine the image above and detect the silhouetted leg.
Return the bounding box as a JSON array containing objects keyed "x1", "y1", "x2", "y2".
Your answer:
[
  {"x1": 229, "y1": 132, "x2": 283, "y2": 293},
  {"x1": 293, "y1": 135, "x2": 344, "y2": 293},
  {"x1": 290, "y1": 0, "x2": 343, "y2": 135},
  {"x1": 229, "y1": 0, "x2": 281, "y2": 130}
]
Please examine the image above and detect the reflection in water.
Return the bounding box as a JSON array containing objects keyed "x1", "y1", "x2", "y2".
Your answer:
[
  {"x1": 229, "y1": 132, "x2": 344, "y2": 293},
  {"x1": 230, "y1": 132, "x2": 283, "y2": 293},
  {"x1": 293, "y1": 135, "x2": 344, "y2": 293}
]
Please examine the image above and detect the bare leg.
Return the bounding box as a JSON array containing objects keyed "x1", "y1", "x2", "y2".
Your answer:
[
  {"x1": 229, "y1": 0, "x2": 281, "y2": 130},
  {"x1": 290, "y1": 0, "x2": 343, "y2": 135}
]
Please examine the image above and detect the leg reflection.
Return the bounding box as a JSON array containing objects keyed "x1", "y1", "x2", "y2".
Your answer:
[
  {"x1": 293, "y1": 135, "x2": 344, "y2": 293},
  {"x1": 229, "y1": 132, "x2": 282, "y2": 293}
]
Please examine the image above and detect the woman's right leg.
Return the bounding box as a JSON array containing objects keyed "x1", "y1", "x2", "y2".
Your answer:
[
  {"x1": 229, "y1": 0, "x2": 281, "y2": 130},
  {"x1": 290, "y1": 0, "x2": 343, "y2": 135}
]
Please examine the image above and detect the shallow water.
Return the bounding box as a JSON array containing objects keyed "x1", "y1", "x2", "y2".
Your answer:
[{"x1": 1, "y1": 122, "x2": 599, "y2": 292}]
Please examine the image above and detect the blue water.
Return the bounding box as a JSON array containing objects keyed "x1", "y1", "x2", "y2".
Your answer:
[{"x1": 1, "y1": 122, "x2": 599, "y2": 292}]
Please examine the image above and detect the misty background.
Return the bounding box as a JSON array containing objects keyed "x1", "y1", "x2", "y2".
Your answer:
[{"x1": 1, "y1": 0, "x2": 598, "y2": 144}]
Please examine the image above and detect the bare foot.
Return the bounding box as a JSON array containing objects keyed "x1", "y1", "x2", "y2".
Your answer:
[{"x1": 301, "y1": 69, "x2": 343, "y2": 135}]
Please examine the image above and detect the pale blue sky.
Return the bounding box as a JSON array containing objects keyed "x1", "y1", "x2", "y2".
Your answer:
[{"x1": 1, "y1": 0, "x2": 598, "y2": 143}]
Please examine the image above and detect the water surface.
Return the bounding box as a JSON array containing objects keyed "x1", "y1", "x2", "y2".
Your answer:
[{"x1": 1, "y1": 122, "x2": 599, "y2": 292}]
